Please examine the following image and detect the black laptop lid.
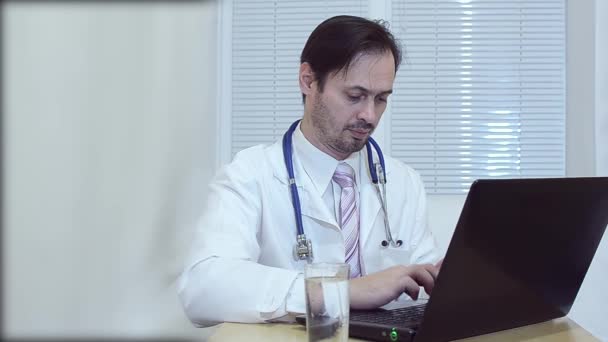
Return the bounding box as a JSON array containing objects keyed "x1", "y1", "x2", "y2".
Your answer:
[{"x1": 415, "y1": 177, "x2": 608, "y2": 342}]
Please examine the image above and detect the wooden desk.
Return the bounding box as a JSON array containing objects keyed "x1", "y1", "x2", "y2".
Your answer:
[{"x1": 208, "y1": 317, "x2": 598, "y2": 342}]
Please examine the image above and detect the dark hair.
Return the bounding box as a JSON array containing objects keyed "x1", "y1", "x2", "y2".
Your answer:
[{"x1": 300, "y1": 15, "x2": 402, "y2": 103}]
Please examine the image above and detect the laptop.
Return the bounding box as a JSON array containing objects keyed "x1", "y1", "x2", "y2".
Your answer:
[{"x1": 300, "y1": 177, "x2": 608, "y2": 341}]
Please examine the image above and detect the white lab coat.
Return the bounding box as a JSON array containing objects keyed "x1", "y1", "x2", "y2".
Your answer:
[{"x1": 178, "y1": 139, "x2": 439, "y2": 327}]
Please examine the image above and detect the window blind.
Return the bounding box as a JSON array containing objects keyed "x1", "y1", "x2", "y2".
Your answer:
[
  {"x1": 227, "y1": 0, "x2": 566, "y2": 194},
  {"x1": 390, "y1": 0, "x2": 566, "y2": 193},
  {"x1": 231, "y1": 0, "x2": 368, "y2": 156}
]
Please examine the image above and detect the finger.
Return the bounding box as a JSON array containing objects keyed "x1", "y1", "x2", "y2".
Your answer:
[
  {"x1": 435, "y1": 258, "x2": 444, "y2": 270},
  {"x1": 408, "y1": 264, "x2": 436, "y2": 282},
  {"x1": 421, "y1": 268, "x2": 437, "y2": 295},
  {"x1": 424, "y1": 263, "x2": 439, "y2": 281},
  {"x1": 409, "y1": 267, "x2": 436, "y2": 294},
  {"x1": 400, "y1": 277, "x2": 420, "y2": 300}
]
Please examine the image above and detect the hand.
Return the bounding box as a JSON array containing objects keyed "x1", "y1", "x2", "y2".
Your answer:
[
  {"x1": 349, "y1": 263, "x2": 440, "y2": 310},
  {"x1": 435, "y1": 258, "x2": 444, "y2": 270}
]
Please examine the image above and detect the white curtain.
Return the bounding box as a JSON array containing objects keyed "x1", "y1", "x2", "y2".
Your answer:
[{"x1": 4, "y1": 2, "x2": 216, "y2": 338}]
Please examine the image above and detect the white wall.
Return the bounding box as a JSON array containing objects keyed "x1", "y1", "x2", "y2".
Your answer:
[
  {"x1": 597, "y1": 0, "x2": 608, "y2": 177},
  {"x1": 568, "y1": 0, "x2": 608, "y2": 340},
  {"x1": 4, "y1": 1, "x2": 217, "y2": 338},
  {"x1": 566, "y1": 0, "x2": 596, "y2": 177}
]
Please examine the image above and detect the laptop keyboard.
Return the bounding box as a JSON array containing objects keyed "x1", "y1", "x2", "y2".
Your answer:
[{"x1": 350, "y1": 303, "x2": 427, "y2": 328}]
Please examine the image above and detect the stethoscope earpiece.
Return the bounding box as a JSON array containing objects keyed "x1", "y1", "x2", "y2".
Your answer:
[{"x1": 381, "y1": 239, "x2": 403, "y2": 248}]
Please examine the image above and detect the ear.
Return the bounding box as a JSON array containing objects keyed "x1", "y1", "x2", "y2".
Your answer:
[{"x1": 299, "y1": 62, "x2": 316, "y2": 97}]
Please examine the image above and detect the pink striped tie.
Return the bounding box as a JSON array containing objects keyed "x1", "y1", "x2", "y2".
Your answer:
[{"x1": 333, "y1": 163, "x2": 362, "y2": 278}]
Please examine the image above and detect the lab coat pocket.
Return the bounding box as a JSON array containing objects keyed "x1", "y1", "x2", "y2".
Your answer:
[{"x1": 380, "y1": 247, "x2": 413, "y2": 269}]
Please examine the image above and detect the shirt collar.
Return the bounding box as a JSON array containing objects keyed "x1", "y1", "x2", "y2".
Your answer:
[{"x1": 293, "y1": 121, "x2": 360, "y2": 195}]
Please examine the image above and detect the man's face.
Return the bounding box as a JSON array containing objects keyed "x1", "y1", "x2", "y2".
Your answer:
[{"x1": 304, "y1": 51, "x2": 396, "y2": 160}]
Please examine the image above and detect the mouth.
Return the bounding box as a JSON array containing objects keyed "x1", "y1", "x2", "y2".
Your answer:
[{"x1": 348, "y1": 128, "x2": 371, "y2": 140}]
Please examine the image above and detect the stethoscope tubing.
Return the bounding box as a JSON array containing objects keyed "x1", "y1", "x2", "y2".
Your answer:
[
  {"x1": 283, "y1": 120, "x2": 306, "y2": 236},
  {"x1": 283, "y1": 119, "x2": 400, "y2": 261}
]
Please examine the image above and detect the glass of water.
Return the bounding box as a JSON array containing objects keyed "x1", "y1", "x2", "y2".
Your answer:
[{"x1": 305, "y1": 263, "x2": 350, "y2": 342}]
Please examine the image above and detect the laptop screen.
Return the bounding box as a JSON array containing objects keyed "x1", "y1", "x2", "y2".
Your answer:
[{"x1": 415, "y1": 177, "x2": 608, "y2": 341}]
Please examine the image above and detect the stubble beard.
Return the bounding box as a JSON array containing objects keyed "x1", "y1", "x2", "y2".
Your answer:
[{"x1": 311, "y1": 95, "x2": 368, "y2": 158}]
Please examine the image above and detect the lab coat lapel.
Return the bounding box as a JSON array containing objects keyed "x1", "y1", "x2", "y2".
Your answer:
[
  {"x1": 294, "y1": 156, "x2": 339, "y2": 229},
  {"x1": 271, "y1": 142, "x2": 339, "y2": 230},
  {"x1": 299, "y1": 183, "x2": 339, "y2": 229}
]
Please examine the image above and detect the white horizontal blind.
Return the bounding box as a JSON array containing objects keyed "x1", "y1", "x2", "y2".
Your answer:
[
  {"x1": 391, "y1": 0, "x2": 566, "y2": 193},
  {"x1": 231, "y1": 0, "x2": 368, "y2": 156}
]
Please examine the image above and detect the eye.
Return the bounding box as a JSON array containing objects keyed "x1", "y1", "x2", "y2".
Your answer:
[{"x1": 348, "y1": 94, "x2": 363, "y2": 103}]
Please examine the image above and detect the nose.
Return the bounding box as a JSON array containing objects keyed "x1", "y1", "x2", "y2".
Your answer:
[{"x1": 357, "y1": 98, "x2": 377, "y2": 123}]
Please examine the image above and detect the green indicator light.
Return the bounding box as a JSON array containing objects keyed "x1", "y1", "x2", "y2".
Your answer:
[{"x1": 390, "y1": 328, "x2": 399, "y2": 341}]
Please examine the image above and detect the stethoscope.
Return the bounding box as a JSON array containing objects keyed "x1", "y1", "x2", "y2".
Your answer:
[{"x1": 283, "y1": 119, "x2": 403, "y2": 263}]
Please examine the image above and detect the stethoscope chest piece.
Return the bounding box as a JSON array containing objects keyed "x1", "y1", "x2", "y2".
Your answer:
[{"x1": 293, "y1": 234, "x2": 313, "y2": 262}]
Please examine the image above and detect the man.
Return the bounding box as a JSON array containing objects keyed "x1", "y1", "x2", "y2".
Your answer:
[{"x1": 178, "y1": 15, "x2": 442, "y2": 327}]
